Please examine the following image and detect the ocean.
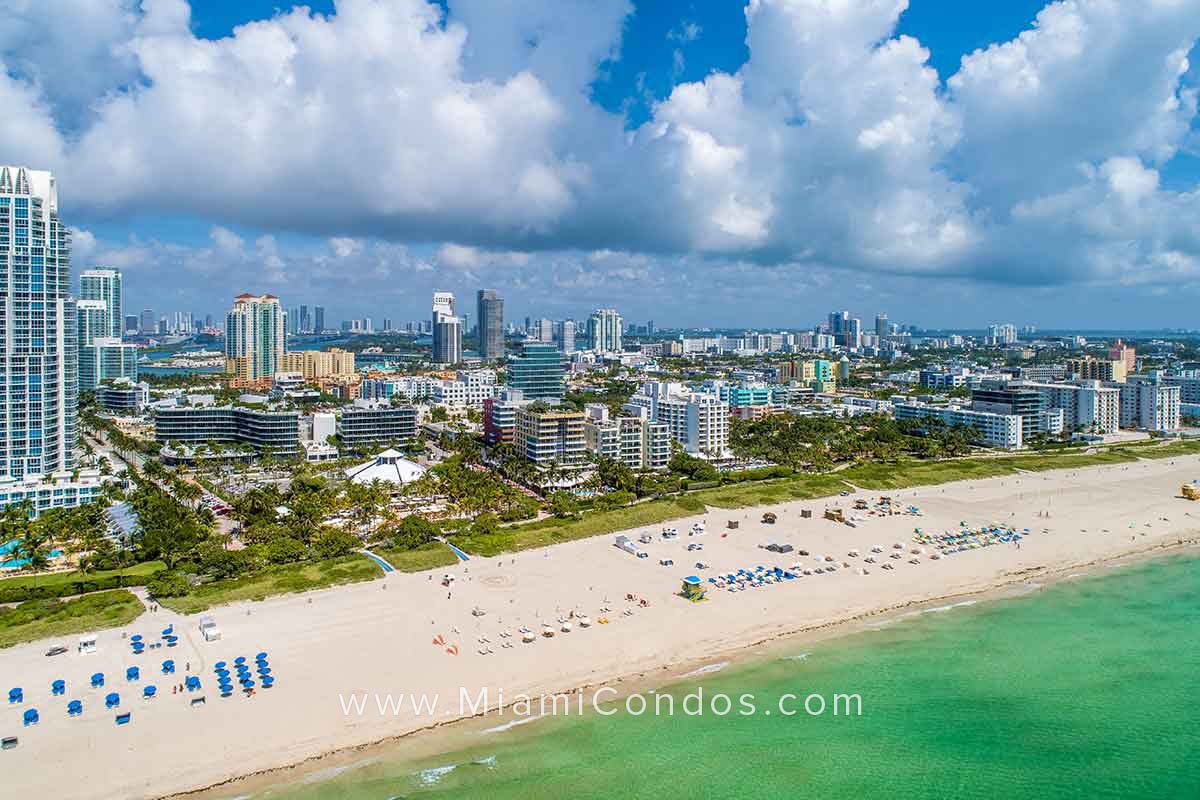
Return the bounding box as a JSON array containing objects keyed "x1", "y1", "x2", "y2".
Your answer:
[{"x1": 217, "y1": 553, "x2": 1200, "y2": 799}]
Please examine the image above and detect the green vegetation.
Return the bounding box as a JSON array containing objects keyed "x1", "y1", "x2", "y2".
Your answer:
[
  {"x1": 451, "y1": 496, "x2": 708, "y2": 557},
  {"x1": 0, "y1": 561, "x2": 166, "y2": 603},
  {"x1": 156, "y1": 555, "x2": 383, "y2": 614},
  {"x1": 370, "y1": 541, "x2": 459, "y2": 573},
  {"x1": 0, "y1": 590, "x2": 145, "y2": 649}
]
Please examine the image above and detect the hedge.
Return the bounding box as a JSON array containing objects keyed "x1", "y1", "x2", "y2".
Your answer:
[{"x1": 0, "y1": 571, "x2": 165, "y2": 604}]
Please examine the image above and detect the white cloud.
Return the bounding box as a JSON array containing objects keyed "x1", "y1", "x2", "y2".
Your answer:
[{"x1": 3, "y1": 0, "x2": 1200, "y2": 297}]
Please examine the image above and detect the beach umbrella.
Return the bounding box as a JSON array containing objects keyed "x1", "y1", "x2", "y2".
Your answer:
[
  {"x1": 234, "y1": 656, "x2": 246, "y2": 665},
  {"x1": 260, "y1": 676, "x2": 275, "y2": 688},
  {"x1": 91, "y1": 673, "x2": 105, "y2": 688},
  {"x1": 8, "y1": 688, "x2": 22, "y2": 704},
  {"x1": 215, "y1": 668, "x2": 230, "y2": 678},
  {"x1": 255, "y1": 652, "x2": 268, "y2": 661},
  {"x1": 105, "y1": 693, "x2": 120, "y2": 709},
  {"x1": 240, "y1": 678, "x2": 255, "y2": 689},
  {"x1": 161, "y1": 626, "x2": 173, "y2": 636},
  {"x1": 214, "y1": 661, "x2": 227, "y2": 670},
  {"x1": 257, "y1": 666, "x2": 271, "y2": 676},
  {"x1": 23, "y1": 709, "x2": 38, "y2": 726},
  {"x1": 162, "y1": 660, "x2": 175, "y2": 674},
  {"x1": 186, "y1": 677, "x2": 201, "y2": 691},
  {"x1": 126, "y1": 667, "x2": 139, "y2": 682},
  {"x1": 67, "y1": 700, "x2": 83, "y2": 716},
  {"x1": 51, "y1": 680, "x2": 66, "y2": 696},
  {"x1": 130, "y1": 634, "x2": 142, "y2": 642},
  {"x1": 143, "y1": 686, "x2": 157, "y2": 699}
]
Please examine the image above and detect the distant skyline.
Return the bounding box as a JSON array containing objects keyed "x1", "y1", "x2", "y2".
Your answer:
[{"x1": 3, "y1": 0, "x2": 1199, "y2": 326}]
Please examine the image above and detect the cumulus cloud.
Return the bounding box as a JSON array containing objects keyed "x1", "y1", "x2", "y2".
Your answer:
[{"x1": 5, "y1": 0, "x2": 1200, "y2": 299}]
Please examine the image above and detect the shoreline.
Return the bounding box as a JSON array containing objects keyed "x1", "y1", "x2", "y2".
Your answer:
[
  {"x1": 3, "y1": 454, "x2": 1199, "y2": 800},
  {"x1": 171, "y1": 531, "x2": 1200, "y2": 799}
]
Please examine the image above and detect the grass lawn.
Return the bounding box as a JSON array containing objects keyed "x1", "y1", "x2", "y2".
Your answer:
[
  {"x1": 158, "y1": 554, "x2": 383, "y2": 614},
  {"x1": 695, "y1": 472, "x2": 852, "y2": 508},
  {"x1": 452, "y1": 496, "x2": 709, "y2": 557},
  {"x1": 0, "y1": 560, "x2": 166, "y2": 591},
  {"x1": 370, "y1": 542, "x2": 459, "y2": 573},
  {"x1": 0, "y1": 590, "x2": 145, "y2": 648},
  {"x1": 1126, "y1": 439, "x2": 1200, "y2": 459}
]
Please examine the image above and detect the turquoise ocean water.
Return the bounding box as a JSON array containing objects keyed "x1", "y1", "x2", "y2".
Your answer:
[{"x1": 225, "y1": 554, "x2": 1200, "y2": 799}]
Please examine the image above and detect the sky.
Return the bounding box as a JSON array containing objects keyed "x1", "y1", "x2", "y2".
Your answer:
[{"x1": 2, "y1": 0, "x2": 1200, "y2": 330}]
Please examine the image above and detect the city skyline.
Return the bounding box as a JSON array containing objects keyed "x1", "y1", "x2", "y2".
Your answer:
[{"x1": 5, "y1": 0, "x2": 1199, "y2": 326}]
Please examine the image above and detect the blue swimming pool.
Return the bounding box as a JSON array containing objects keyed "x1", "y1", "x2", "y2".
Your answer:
[{"x1": 0, "y1": 539, "x2": 65, "y2": 569}]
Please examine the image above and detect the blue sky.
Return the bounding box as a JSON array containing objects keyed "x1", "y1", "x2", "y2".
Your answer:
[{"x1": 5, "y1": 0, "x2": 1199, "y2": 328}]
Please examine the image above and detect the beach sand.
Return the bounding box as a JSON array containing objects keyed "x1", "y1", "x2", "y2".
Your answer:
[{"x1": 2, "y1": 455, "x2": 1199, "y2": 799}]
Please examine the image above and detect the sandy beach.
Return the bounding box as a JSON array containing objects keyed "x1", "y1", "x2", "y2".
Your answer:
[{"x1": 2, "y1": 455, "x2": 1199, "y2": 799}]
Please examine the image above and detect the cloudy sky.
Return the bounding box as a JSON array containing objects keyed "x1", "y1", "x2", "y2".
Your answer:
[{"x1": 3, "y1": 0, "x2": 1199, "y2": 329}]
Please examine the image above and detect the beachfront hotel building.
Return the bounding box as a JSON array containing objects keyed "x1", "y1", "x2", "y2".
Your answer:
[
  {"x1": 1116, "y1": 377, "x2": 1181, "y2": 433},
  {"x1": 225, "y1": 294, "x2": 287, "y2": 383},
  {"x1": 625, "y1": 381, "x2": 730, "y2": 456},
  {"x1": 514, "y1": 406, "x2": 586, "y2": 468},
  {"x1": 483, "y1": 388, "x2": 533, "y2": 446},
  {"x1": 582, "y1": 404, "x2": 671, "y2": 470},
  {"x1": 894, "y1": 401, "x2": 1024, "y2": 449},
  {"x1": 0, "y1": 470, "x2": 108, "y2": 517},
  {"x1": 0, "y1": 166, "x2": 78, "y2": 484},
  {"x1": 1021, "y1": 381, "x2": 1120, "y2": 435}
]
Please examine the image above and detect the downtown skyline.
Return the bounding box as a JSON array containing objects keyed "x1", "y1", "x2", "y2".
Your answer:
[{"x1": 5, "y1": 0, "x2": 1200, "y2": 327}]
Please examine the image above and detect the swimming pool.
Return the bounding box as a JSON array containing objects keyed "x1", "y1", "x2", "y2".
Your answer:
[{"x1": 0, "y1": 539, "x2": 65, "y2": 569}]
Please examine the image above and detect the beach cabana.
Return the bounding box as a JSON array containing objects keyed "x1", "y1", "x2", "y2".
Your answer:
[
  {"x1": 51, "y1": 680, "x2": 66, "y2": 696},
  {"x1": 91, "y1": 672, "x2": 105, "y2": 688},
  {"x1": 143, "y1": 686, "x2": 157, "y2": 699},
  {"x1": 8, "y1": 688, "x2": 22, "y2": 704},
  {"x1": 105, "y1": 693, "x2": 120, "y2": 709},
  {"x1": 67, "y1": 700, "x2": 83, "y2": 717},
  {"x1": 126, "y1": 667, "x2": 139, "y2": 682},
  {"x1": 23, "y1": 709, "x2": 38, "y2": 727}
]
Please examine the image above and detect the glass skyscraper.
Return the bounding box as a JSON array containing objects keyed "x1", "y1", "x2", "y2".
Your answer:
[
  {"x1": 0, "y1": 166, "x2": 77, "y2": 479},
  {"x1": 476, "y1": 289, "x2": 504, "y2": 362},
  {"x1": 507, "y1": 342, "x2": 566, "y2": 401},
  {"x1": 79, "y1": 267, "x2": 123, "y2": 339}
]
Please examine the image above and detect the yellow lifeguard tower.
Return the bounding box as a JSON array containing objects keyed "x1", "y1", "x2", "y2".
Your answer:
[{"x1": 680, "y1": 576, "x2": 707, "y2": 602}]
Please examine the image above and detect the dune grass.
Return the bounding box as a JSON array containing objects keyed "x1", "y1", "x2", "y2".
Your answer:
[
  {"x1": 370, "y1": 542, "x2": 460, "y2": 573},
  {"x1": 0, "y1": 560, "x2": 166, "y2": 591},
  {"x1": 0, "y1": 590, "x2": 145, "y2": 649},
  {"x1": 158, "y1": 554, "x2": 383, "y2": 614}
]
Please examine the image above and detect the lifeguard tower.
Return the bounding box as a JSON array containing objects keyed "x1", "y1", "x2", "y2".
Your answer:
[{"x1": 680, "y1": 576, "x2": 707, "y2": 602}]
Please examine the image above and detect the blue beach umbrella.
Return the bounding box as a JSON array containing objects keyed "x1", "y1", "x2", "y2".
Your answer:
[
  {"x1": 126, "y1": 667, "x2": 139, "y2": 682},
  {"x1": 161, "y1": 660, "x2": 175, "y2": 674},
  {"x1": 185, "y1": 676, "x2": 201, "y2": 691},
  {"x1": 130, "y1": 634, "x2": 143, "y2": 642},
  {"x1": 105, "y1": 693, "x2": 120, "y2": 709},
  {"x1": 260, "y1": 676, "x2": 275, "y2": 688},
  {"x1": 67, "y1": 700, "x2": 83, "y2": 716},
  {"x1": 23, "y1": 708, "x2": 39, "y2": 726},
  {"x1": 257, "y1": 666, "x2": 271, "y2": 676},
  {"x1": 143, "y1": 685, "x2": 157, "y2": 699},
  {"x1": 51, "y1": 680, "x2": 66, "y2": 696},
  {"x1": 234, "y1": 656, "x2": 246, "y2": 665},
  {"x1": 214, "y1": 661, "x2": 227, "y2": 670},
  {"x1": 91, "y1": 673, "x2": 105, "y2": 688},
  {"x1": 8, "y1": 688, "x2": 22, "y2": 704},
  {"x1": 255, "y1": 652, "x2": 268, "y2": 661}
]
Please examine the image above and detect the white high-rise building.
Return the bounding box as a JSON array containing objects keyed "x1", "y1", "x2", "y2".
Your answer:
[
  {"x1": 588, "y1": 308, "x2": 623, "y2": 353},
  {"x1": 432, "y1": 291, "x2": 463, "y2": 364},
  {"x1": 0, "y1": 166, "x2": 78, "y2": 480},
  {"x1": 225, "y1": 294, "x2": 287, "y2": 382},
  {"x1": 1117, "y1": 377, "x2": 1180, "y2": 433},
  {"x1": 79, "y1": 267, "x2": 123, "y2": 339},
  {"x1": 553, "y1": 319, "x2": 576, "y2": 353},
  {"x1": 625, "y1": 381, "x2": 729, "y2": 456},
  {"x1": 1022, "y1": 381, "x2": 1120, "y2": 435}
]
